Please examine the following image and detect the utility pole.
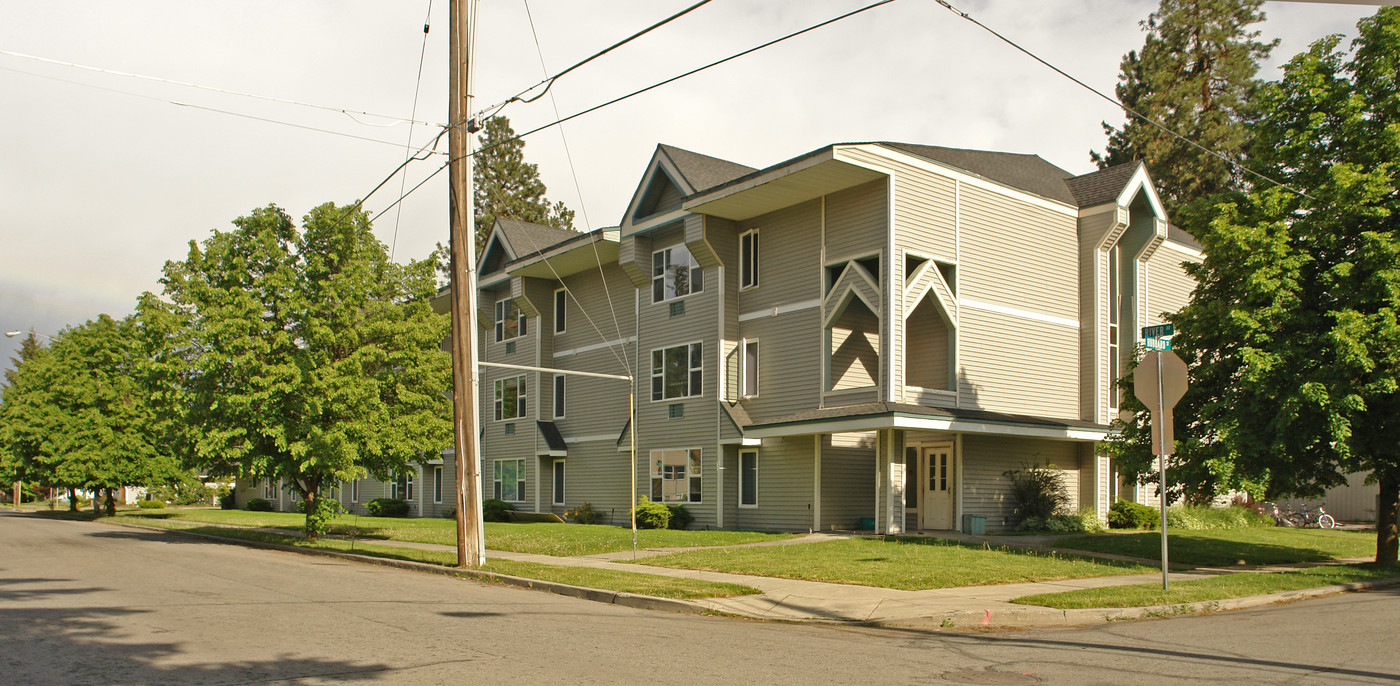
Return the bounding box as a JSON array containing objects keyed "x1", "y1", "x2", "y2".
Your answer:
[{"x1": 449, "y1": 0, "x2": 485, "y2": 568}]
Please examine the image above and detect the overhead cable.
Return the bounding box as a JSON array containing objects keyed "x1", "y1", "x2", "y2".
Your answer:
[{"x1": 392, "y1": 0, "x2": 438, "y2": 261}]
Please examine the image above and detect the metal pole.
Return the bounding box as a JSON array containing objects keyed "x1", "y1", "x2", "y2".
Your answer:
[
  {"x1": 1158, "y1": 356, "x2": 1169, "y2": 591},
  {"x1": 449, "y1": 0, "x2": 484, "y2": 568},
  {"x1": 630, "y1": 389, "x2": 638, "y2": 559}
]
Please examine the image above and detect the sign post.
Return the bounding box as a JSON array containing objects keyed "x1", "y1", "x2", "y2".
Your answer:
[{"x1": 1133, "y1": 334, "x2": 1188, "y2": 591}]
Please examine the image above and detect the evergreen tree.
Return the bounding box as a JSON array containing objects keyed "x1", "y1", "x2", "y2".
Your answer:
[
  {"x1": 1109, "y1": 9, "x2": 1400, "y2": 565},
  {"x1": 155, "y1": 203, "x2": 452, "y2": 537},
  {"x1": 1093, "y1": 0, "x2": 1276, "y2": 213},
  {"x1": 473, "y1": 116, "x2": 575, "y2": 251}
]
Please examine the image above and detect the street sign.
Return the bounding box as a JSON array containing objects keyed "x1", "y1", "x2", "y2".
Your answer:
[
  {"x1": 1133, "y1": 350, "x2": 1188, "y2": 455},
  {"x1": 1144, "y1": 337, "x2": 1172, "y2": 351},
  {"x1": 1142, "y1": 323, "x2": 1175, "y2": 339}
]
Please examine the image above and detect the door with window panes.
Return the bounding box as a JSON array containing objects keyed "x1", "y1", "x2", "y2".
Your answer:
[{"x1": 920, "y1": 444, "x2": 954, "y2": 529}]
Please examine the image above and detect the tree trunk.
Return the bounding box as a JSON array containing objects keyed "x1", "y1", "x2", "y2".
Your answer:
[
  {"x1": 303, "y1": 489, "x2": 319, "y2": 541},
  {"x1": 68, "y1": 487, "x2": 78, "y2": 512},
  {"x1": 1377, "y1": 472, "x2": 1398, "y2": 566},
  {"x1": 103, "y1": 487, "x2": 116, "y2": 516}
]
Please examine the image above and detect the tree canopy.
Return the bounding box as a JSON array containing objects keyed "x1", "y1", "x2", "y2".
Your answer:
[
  {"x1": 154, "y1": 203, "x2": 453, "y2": 536},
  {"x1": 473, "y1": 115, "x2": 575, "y2": 251}
]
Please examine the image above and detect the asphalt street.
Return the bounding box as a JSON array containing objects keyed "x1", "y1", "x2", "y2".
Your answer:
[{"x1": 2, "y1": 511, "x2": 1397, "y2": 684}]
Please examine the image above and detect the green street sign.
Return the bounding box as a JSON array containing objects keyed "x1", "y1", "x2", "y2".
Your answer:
[{"x1": 1142, "y1": 323, "x2": 1175, "y2": 339}]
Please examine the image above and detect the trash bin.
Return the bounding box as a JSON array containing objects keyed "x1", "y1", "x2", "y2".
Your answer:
[
  {"x1": 962, "y1": 514, "x2": 986, "y2": 535},
  {"x1": 858, "y1": 517, "x2": 875, "y2": 531}
]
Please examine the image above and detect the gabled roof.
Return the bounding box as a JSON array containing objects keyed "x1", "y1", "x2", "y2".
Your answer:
[
  {"x1": 1064, "y1": 162, "x2": 1142, "y2": 208},
  {"x1": 657, "y1": 144, "x2": 756, "y2": 194},
  {"x1": 495, "y1": 218, "x2": 580, "y2": 259},
  {"x1": 882, "y1": 143, "x2": 1078, "y2": 206},
  {"x1": 1168, "y1": 224, "x2": 1203, "y2": 251}
]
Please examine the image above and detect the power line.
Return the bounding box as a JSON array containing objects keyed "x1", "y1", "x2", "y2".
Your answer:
[
  {"x1": 391, "y1": 0, "x2": 438, "y2": 262},
  {"x1": 930, "y1": 0, "x2": 1315, "y2": 202},
  {"x1": 0, "y1": 47, "x2": 443, "y2": 129}
]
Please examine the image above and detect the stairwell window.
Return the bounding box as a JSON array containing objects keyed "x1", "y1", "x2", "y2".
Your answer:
[
  {"x1": 740, "y1": 229, "x2": 759, "y2": 289},
  {"x1": 651, "y1": 448, "x2": 702, "y2": 503},
  {"x1": 1108, "y1": 244, "x2": 1121, "y2": 410},
  {"x1": 742, "y1": 339, "x2": 759, "y2": 397},
  {"x1": 495, "y1": 298, "x2": 527, "y2": 343},
  {"x1": 652, "y1": 343, "x2": 702, "y2": 401},
  {"x1": 553, "y1": 374, "x2": 566, "y2": 419},
  {"x1": 494, "y1": 375, "x2": 527, "y2": 420},
  {"x1": 553, "y1": 288, "x2": 566, "y2": 334},
  {"x1": 652, "y1": 245, "x2": 703, "y2": 303}
]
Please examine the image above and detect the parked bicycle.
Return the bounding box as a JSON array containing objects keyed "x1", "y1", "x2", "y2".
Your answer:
[
  {"x1": 1263, "y1": 502, "x2": 1295, "y2": 527},
  {"x1": 1293, "y1": 503, "x2": 1337, "y2": 529}
]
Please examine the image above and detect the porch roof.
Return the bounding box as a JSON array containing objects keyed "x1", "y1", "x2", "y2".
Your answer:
[{"x1": 743, "y1": 402, "x2": 1110, "y2": 442}]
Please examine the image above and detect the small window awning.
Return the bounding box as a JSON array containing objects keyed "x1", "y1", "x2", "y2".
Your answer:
[{"x1": 536, "y1": 421, "x2": 568, "y2": 457}]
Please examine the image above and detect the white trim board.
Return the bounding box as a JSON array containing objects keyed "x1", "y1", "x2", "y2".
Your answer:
[
  {"x1": 553, "y1": 336, "x2": 637, "y2": 359},
  {"x1": 960, "y1": 298, "x2": 1079, "y2": 330},
  {"x1": 737, "y1": 298, "x2": 821, "y2": 322},
  {"x1": 747, "y1": 415, "x2": 1107, "y2": 442}
]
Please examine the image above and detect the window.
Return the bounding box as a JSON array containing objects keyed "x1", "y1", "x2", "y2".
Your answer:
[
  {"x1": 742, "y1": 339, "x2": 759, "y2": 397},
  {"x1": 552, "y1": 460, "x2": 565, "y2": 506},
  {"x1": 494, "y1": 298, "x2": 527, "y2": 343},
  {"x1": 494, "y1": 375, "x2": 527, "y2": 420},
  {"x1": 494, "y1": 458, "x2": 527, "y2": 502},
  {"x1": 350, "y1": 479, "x2": 358, "y2": 503},
  {"x1": 652, "y1": 245, "x2": 703, "y2": 303},
  {"x1": 651, "y1": 343, "x2": 702, "y2": 401},
  {"x1": 740, "y1": 229, "x2": 759, "y2": 289},
  {"x1": 433, "y1": 467, "x2": 443, "y2": 504},
  {"x1": 1108, "y1": 244, "x2": 1121, "y2": 410},
  {"x1": 263, "y1": 479, "x2": 273, "y2": 499},
  {"x1": 739, "y1": 450, "x2": 758, "y2": 507},
  {"x1": 391, "y1": 470, "x2": 415, "y2": 501},
  {"x1": 651, "y1": 448, "x2": 702, "y2": 503},
  {"x1": 553, "y1": 288, "x2": 566, "y2": 333},
  {"x1": 553, "y1": 374, "x2": 566, "y2": 419}
]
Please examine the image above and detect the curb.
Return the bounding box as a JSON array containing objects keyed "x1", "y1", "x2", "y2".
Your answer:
[{"x1": 101, "y1": 520, "x2": 711, "y2": 616}]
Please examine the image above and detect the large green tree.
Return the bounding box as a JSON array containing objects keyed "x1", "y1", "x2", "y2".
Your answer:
[
  {"x1": 1093, "y1": 0, "x2": 1275, "y2": 214},
  {"x1": 1, "y1": 331, "x2": 46, "y2": 504},
  {"x1": 1111, "y1": 9, "x2": 1400, "y2": 565},
  {"x1": 473, "y1": 115, "x2": 575, "y2": 251},
  {"x1": 155, "y1": 203, "x2": 452, "y2": 537}
]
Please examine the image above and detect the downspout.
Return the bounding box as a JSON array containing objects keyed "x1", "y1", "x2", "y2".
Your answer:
[{"x1": 716, "y1": 263, "x2": 725, "y2": 530}]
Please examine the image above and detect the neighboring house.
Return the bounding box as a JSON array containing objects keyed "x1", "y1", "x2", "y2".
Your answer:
[{"x1": 245, "y1": 140, "x2": 1203, "y2": 533}]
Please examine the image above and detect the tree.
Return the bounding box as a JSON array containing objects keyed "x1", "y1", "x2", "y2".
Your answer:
[
  {"x1": 155, "y1": 203, "x2": 452, "y2": 537},
  {"x1": 1110, "y1": 9, "x2": 1400, "y2": 565},
  {"x1": 473, "y1": 116, "x2": 574, "y2": 251},
  {"x1": 1, "y1": 331, "x2": 46, "y2": 504},
  {"x1": 1093, "y1": 0, "x2": 1276, "y2": 214}
]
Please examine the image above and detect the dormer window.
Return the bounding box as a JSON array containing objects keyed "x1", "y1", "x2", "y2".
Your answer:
[{"x1": 652, "y1": 245, "x2": 703, "y2": 303}]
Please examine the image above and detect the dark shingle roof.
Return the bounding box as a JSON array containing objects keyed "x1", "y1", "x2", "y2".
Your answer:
[
  {"x1": 536, "y1": 421, "x2": 567, "y2": 452},
  {"x1": 1064, "y1": 162, "x2": 1142, "y2": 207},
  {"x1": 881, "y1": 143, "x2": 1078, "y2": 205},
  {"x1": 1168, "y1": 224, "x2": 1203, "y2": 251},
  {"x1": 496, "y1": 218, "x2": 579, "y2": 257},
  {"x1": 658, "y1": 144, "x2": 757, "y2": 194}
]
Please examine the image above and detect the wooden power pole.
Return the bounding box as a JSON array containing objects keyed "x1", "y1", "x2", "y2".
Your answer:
[{"x1": 449, "y1": 0, "x2": 485, "y2": 568}]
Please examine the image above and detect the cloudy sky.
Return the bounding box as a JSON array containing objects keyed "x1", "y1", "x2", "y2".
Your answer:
[{"x1": 0, "y1": 0, "x2": 1379, "y2": 373}]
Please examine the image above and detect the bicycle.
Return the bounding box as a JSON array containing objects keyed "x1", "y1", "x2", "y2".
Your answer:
[
  {"x1": 1263, "y1": 502, "x2": 1295, "y2": 527},
  {"x1": 1292, "y1": 502, "x2": 1337, "y2": 529}
]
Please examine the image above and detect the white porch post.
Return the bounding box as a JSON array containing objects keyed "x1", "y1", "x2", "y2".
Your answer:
[
  {"x1": 954, "y1": 434, "x2": 964, "y2": 532},
  {"x1": 813, "y1": 435, "x2": 822, "y2": 532},
  {"x1": 886, "y1": 429, "x2": 905, "y2": 535}
]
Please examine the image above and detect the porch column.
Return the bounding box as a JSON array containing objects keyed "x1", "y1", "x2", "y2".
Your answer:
[
  {"x1": 813, "y1": 435, "x2": 822, "y2": 532},
  {"x1": 883, "y1": 429, "x2": 905, "y2": 535}
]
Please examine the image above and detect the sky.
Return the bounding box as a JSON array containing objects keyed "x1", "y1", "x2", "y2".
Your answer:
[{"x1": 0, "y1": 0, "x2": 1380, "y2": 375}]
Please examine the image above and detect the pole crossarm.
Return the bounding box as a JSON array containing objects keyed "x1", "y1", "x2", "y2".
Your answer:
[{"x1": 479, "y1": 361, "x2": 631, "y2": 382}]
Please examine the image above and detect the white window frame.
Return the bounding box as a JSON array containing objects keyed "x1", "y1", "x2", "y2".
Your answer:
[
  {"x1": 739, "y1": 450, "x2": 758, "y2": 508},
  {"x1": 651, "y1": 245, "x2": 704, "y2": 303},
  {"x1": 433, "y1": 466, "x2": 443, "y2": 504},
  {"x1": 494, "y1": 298, "x2": 528, "y2": 343},
  {"x1": 650, "y1": 448, "x2": 702, "y2": 504},
  {"x1": 553, "y1": 288, "x2": 567, "y2": 334},
  {"x1": 1108, "y1": 244, "x2": 1121, "y2": 410},
  {"x1": 494, "y1": 375, "x2": 528, "y2": 421},
  {"x1": 553, "y1": 374, "x2": 566, "y2": 419},
  {"x1": 742, "y1": 338, "x2": 759, "y2": 398},
  {"x1": 552, "y1": 459, "x2": 566, "y2": 506},
  {"x1": 739, "y1": 228, "x2": 759, "y2": 290},
  {"x1": 651, "y1": 342, "x2": 703, "y2": 402},
  {"x1": 350, "y1": 479, "x2": 358, "y2": 503},
  {"x1": 493, "y1": 458, "x2": 527, "y2": 503},
  {"x1": 391, "y1": 470, "x2": 415, "y2": 501}
]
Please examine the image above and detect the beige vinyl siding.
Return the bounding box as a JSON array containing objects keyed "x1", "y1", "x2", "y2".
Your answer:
[
  {"x1": 829, "y1": 302, "x2": 880, "y2": 391},
  {"x1": 1145, "y1": 245, "x2": 1198, "y2": 325},
  {"x1": 731, "y1": 436, "x2": 816, "y2": 532},
  {"x1": 548, "y1": 442, "x2": 635, "y2": 524},
  {"x1": 821, "y1": 440, "x2": 877, "y2": 530},
  {"x1": 960, "y1": 435, "x2": 1080, "y2": 532},
  {"x1": 891, "y1": 165, "x2": 958, "y2": 261},
  {"x1": 738, "y1": 310, "x2": 822, "y2": 420},
  {"x1": 736, "y1": 199, "x2": 821, "y2": 309},
  {"x1": 904, "y1": 294, "x2": 951, "y2": 389},
  {"x1": 1077, "y1": 211, "x2": 1117, "y2": 423},
  {"x1": 1276, "y1": 472, "x2": 1380, "y2": 523},
  {"x1": 957, "y1": 308, "x2": 1079, "y2": 418},
  {"x1": 822, "y1": 179, "x2": 887, "y2": 260}
]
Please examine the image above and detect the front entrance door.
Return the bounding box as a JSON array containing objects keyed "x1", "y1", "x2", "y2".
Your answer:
[{"x1": 921, "y1": 445, "x2": 954, "y2": 530}]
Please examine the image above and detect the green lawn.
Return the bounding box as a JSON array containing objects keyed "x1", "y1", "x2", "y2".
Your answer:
[
  {"x1": 115, "y1": 508, "x2": 795, "y2": 556},
  {"x1": 637, "y1": 537, "x2": 1155, "y2": 590},
  {"x1": 1052, "y1": 528, "x2": 1377, "y2": 566},
  {"x1": 1012, "y1": 564, "x2": 1400, "y2": 609},
  {"x1": 110, "y1": 516, "x2": 759, "y2": 599}
]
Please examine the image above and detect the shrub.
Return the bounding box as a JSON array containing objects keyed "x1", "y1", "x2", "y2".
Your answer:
[
  {"x1": 1166, "y1": 504, "x2": 1273, "y2": 530},
  {"x1": 137, "y1": 499, "x2": 166, "y2": 509},
  {"x1": 564, "y1": 501, "x2": 601, "y2": 525},
  {"x1": 483, "y1": 499, "x2": 515, "y2": 522},
  {"x1": 1017, "y1": 508, "x2": 1106, "y2": 534},
  {"x1": 439, "y1": 507, "x2": 457, "y2": 519},
  {"x1": 1109, "y1": 499, "x2": 1159, "y2": 529},
  {"x1": 219, "y1": 490, "x2": 237, "y2": 509},
  {"x1": 1004, "y1": 462, "x2": 1069, "y2": 524},
  {"x1": 634, "y1": 497, "x2": 671, "y2": 530},
  {"x1": 303, "y1": 497, "x2": 345, "y2": 536},
  {"x1": 666, "y1": 504, "x2": 693, "y2": 530},
  {"x1": 367, "y1": 498, "x2": 410, "y2": 517},
  {"x1": 245, "y1": 498, "x2": 274, "y2": 512}
]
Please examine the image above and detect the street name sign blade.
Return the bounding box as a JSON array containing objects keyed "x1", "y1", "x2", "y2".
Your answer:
[
  {"x1": 1142, "y1": 323, "x2": 1175, "y2": 339},
  {"x1": 1144, "y1": 338, "x2": 1172, "y2": 351}
]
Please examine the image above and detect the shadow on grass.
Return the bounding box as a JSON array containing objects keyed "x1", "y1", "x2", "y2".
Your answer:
[{"x1": 1051, "y1": 530, "x2": 1373, "y2": 566}]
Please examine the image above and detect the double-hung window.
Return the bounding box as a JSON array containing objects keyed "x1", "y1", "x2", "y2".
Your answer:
[
  {"x1": 553, "y1": 288, "x2": 567, "y2": 333},
  {"x1": 739, "y1": 450, "x2": 758, "y2": 507},
  {"x1": 391, "y1": 470, "x2": 415, "y2": 501},
  {"x1": 433, "y1": 467, "x2": 443, "y2": 504},
  {"x1": 494, "y1": 375, "x2": 527, "y2": 421},
  {"x1": 651, "y1": 448, "x2": 702, "y2": 503},
  {"x1": 739, "y1": 229, "x2": 759, "y2": 289},
  {"x1": 651, "y1": 343, "x2": 702, "y2": 401},
  {"x1": 652, "y1": 245, "x2": 703, "y2": 303},
  {"x1": 495, "y1": 298, "x2": 527, "y2": 343},
  {"x1": 494, "y1": 458, "x2": 527, "y2": 502},
  {"x1": 553, "y1": 374, "x2": 566, "y2": 419}
]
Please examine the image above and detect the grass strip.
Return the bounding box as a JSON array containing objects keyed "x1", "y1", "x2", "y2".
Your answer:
[
  {"x1": 1011, "y1": 564, "x2": 1400, "y2": 609},
  {"x1": 116, "y1": 509, "x2": 793, "y2": 556},
  {"x1": 1052, "y1": 528, "x2": 1376, "y2": 566},
  {"x1": 109, "y1": 516, "x2": 758, "y2": 599},
  {"x1": 638, "y1": 536, "x2": 1154, "y2": 590}
]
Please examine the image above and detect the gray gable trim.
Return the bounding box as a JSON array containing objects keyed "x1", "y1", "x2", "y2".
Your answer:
[
  {"x1": 1064, "y1": 162, "x2": 1142, "y2": 208},
  {"x1": 657, "y1": 144, "x2": 756, "y2": 194}
]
